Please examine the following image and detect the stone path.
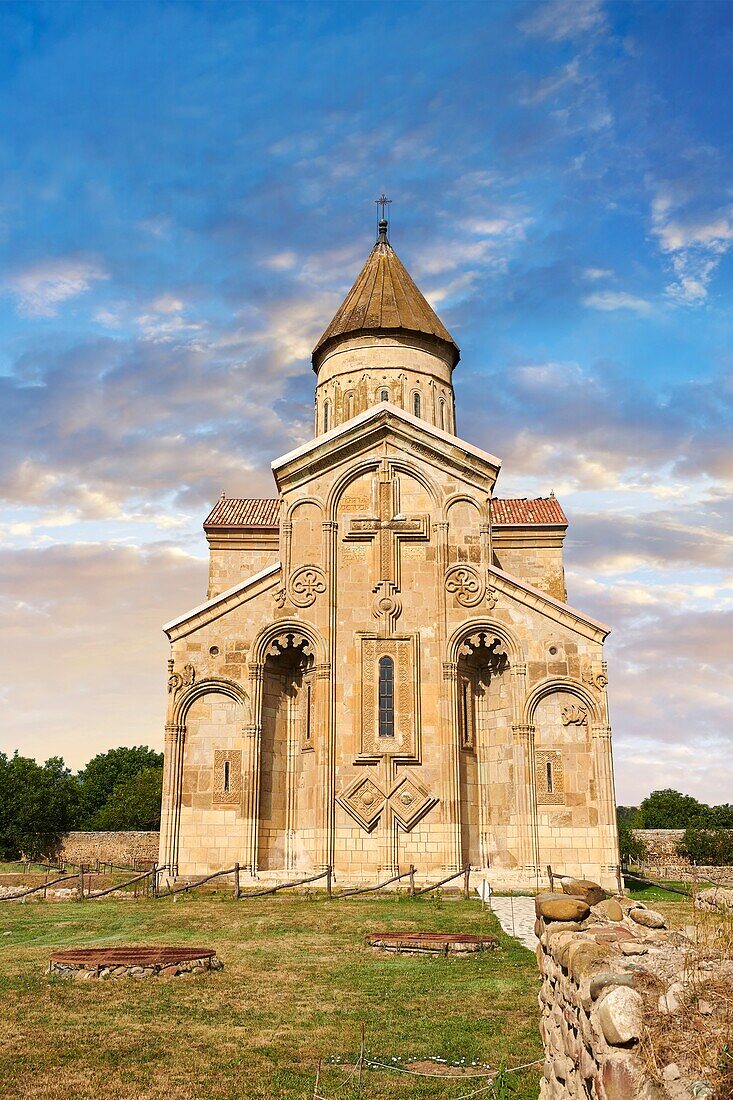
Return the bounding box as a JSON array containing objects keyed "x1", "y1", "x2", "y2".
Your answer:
[{"x1": 486, "y1": 895, "x2": 537, "y2": 950}]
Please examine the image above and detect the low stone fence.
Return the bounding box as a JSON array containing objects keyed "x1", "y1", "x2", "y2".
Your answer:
[
  {"x1": 695, "y1": 886, "x2": 733, "y2": 915},
  {"x1": 536, "y1": 879, "x2": 729, "y2": 1099},
  {"x1": 631, "y1": 830, "x2": 733, "y2": 881},
  {"x1": 59, "y1": 831, "x2": 159, "y2": 868}
]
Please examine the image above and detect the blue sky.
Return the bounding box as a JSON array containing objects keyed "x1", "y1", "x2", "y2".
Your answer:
[{"x1": 0, "y1": 0, "x2": 731, "y2": 803}]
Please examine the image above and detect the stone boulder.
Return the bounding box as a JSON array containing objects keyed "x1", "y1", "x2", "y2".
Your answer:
[
  {"x1": 629, "y1": 906, "x2": 666, "y2": 929},
  {"x1": 592, "y1": 897, "x2": 624, "y2": 922},
  {"x1": 535, "y1": 892, "x2": 591, "y2": 923},
  {"x1": 562, "y1": 878, "x2": 607, "y2": 906},
  {"x1": 597, "y1": 986, "x2": 643, "y2": 1045}
]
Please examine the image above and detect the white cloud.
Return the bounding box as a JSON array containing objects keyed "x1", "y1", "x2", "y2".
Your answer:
[
  {"x1": 3, "y1": 257, "x2": 109, "y2": 317},
  {"x1": 583, "y1": 290, "x2": 653, "y2": 315},
  {"x1": 520, "y1": 0, "x2": 607, "y2": 42},
  {"x1": 650, "y1": 185, "x2": 733, "y2": 304},
  {"x1": 583, "y1": 267, "x2": 613, "y2": 281}
]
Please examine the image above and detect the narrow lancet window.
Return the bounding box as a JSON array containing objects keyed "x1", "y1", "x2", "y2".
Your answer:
[
  {"x1": 461, "y1": 678, "x2": 472, "y2": 747},
  {"x1": 305, "y1": 682, "x2": 312, "y2": 743},
  {"x1": 223, "y1": 760, "x2": 231, "y2": 793},
  {"x1": 413, "y1": 392, "x2": 421, "y2": 417},
  {"x1": 380, "y1": 388, "x2": 389, "y2": 402},
  {"x1": 546, "y1": 760, "x2": 553, "y2": 794},
  {"x1": 439, "y1": 399, "x2": 446, "y2": 431},
  {"x1": 378, "y1": 656, "x2": 395, "y2": 737},
  {"x1": 323, "y1": 400, "x2": 330, "y2": 433}
]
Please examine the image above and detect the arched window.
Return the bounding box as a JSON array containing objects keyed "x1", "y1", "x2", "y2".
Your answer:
[
  {"x1": 413, "y1": 391, "x2": 421, "y2": 417},
  {"x1": 439, "y1": 399, "x2": 446, "y2": 431},
  {"x1": 378, "y1": 656, "x2": 395, "y2": 737},
  {"x1": 380, "y1": 388, "x2": 389, "y2": 402},
  {"x1": 223, "y1": 760, "x2": 231, "y2": 793},
  {"x1": 323, "y1": 400, "x2": 330, "y2": 434},
  {"x1": 346, "y1": 391, "x2": 354, "y2": 418},
  {"x1": 546, "y1": 759, "x2": 554, "y2": 794}
]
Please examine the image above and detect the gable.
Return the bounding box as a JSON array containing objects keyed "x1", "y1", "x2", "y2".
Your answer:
[{"x1": 272, "y1": 403, "x2": 502, "y2": 497}]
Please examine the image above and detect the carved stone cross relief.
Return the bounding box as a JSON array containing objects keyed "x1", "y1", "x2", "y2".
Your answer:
[{"x1": 344, "y1": 459, "x2": 429, "y2": 632}]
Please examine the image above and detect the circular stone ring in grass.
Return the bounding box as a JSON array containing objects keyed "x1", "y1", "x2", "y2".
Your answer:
[
  {"x1": 48, "y1": 946, "x2": 223, "y2": 980},
  {"x1": 367, "y1": 932, "x2": 499, "y2": 956}
]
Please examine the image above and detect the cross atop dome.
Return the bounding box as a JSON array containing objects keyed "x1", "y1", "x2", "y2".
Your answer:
[{"x1": 375, "y1": 193, "x2": 391, "y2": 242}]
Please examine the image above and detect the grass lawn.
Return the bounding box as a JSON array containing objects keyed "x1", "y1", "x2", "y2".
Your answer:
[{"x1": 0, "y1": 894, "x2": 542, "y2": 1100}]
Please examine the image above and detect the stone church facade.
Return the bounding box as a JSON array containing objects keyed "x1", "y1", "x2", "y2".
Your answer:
[{"x1": 159, "y1": 219, "x2": 620, "y2": 889}]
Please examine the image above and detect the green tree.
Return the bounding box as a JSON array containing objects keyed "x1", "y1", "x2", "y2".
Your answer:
[
  {"x1": 678, "y1": 827, "x2": 733, "y2": 867},
  {"x1": 637, "y1": 788, "x2": 711, "y2": 829},
  {"x1": 0, "y1": 753, "x2": 78, "y2": 861},
  {"x1": 91, "y1": 767, "x2": 164, "y2": 831},
  {"x1": 76, "y1": 746, "x2": 163, "y2": 828}
]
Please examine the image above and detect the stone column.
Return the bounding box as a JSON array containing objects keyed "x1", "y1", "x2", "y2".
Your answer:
[
  {"x1": 159, "y1": 722, "x2": 185, "y2": 875},
  {"x1": 591, "y1": 724, "x2": 619, "y2": 869},
  {"x1": 511, "y1": 722, "x2": 538, "y2": 874},
  {"x1": 313, "y1": 661, "x2": 332, "y2": 870},
  {"x1": 442, "y1": 659, "x2": 462, "y2": 871},
  {"x1": 243, "y1": 661, "x2": 265, "y2": 874}
]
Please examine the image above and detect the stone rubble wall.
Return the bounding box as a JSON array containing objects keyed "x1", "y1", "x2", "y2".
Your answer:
[
  {"x1": 59, "y1": 831, "x2": 160, "y2": 867},
  {"x1": 536, "y1": 879, "x2": 717, "y2": 1100},
  {"x1": 48, "y1": 956, "x2": 223, "y2": 981},
  {"x1": 631, "y1": 830, "x2": 733, "y2": 880},
  {"x1": 695, "y1": 886, "x2": 733, "y2": 914}
]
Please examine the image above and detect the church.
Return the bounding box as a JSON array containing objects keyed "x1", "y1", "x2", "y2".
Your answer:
[{"x1": 158, "y1": 211, "x2": 620, "y2": 890}]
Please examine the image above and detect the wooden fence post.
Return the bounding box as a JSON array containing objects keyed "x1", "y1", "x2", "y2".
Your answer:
[
  {"x1": 547, "y1": 864, "x2": 554, "y2": 891},
  {"x1": 408, "y1": 865, "x2": 415, "y2": 896},
  {"x1": 463, "y1": 863, "x2": 470, "y2": 899},
  {"x1": 326, "y1": 865, "x2": 332, "y2": 899},
  {"x1": 234, "y1": 863, "x2": 241, "y2": 900},
  {"x1": 78, "y1": 864, "x2": 85, "y2": 902}
]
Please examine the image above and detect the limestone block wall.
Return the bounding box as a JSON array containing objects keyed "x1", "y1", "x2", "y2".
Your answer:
[{"x1": 60, "y1": 832, "x2": 160, "y2": 867}]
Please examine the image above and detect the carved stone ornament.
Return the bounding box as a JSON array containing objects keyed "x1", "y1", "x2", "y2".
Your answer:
[
  {"x1": 168, "y1": 662, "x2": 195, "y2": 699},
  {"x1": 561, "y1": 704, "x2": 588, "y2": 726},
  {"x1": 582, "y1": 663, "x2": 609, "y2": 691},
  {"x1": 338, "y1": 775, "x2": 386, "y2": 832},
  {"x1": 274, "y1": 587, "x2": 288, "y2": 609},
  {"x1": 264, "y1": 630, "x2": 313, "y2": 662},
  {"x1": 289, "y1": 565, "x2": 326, "y2": 608},
  {"x1": 445, "y1": 563, "x2": 484, "y2": 607},
  {"x1": 388, "y1": 773, "x2": 438, "y2": 831},
  {"x1": 337, "y1": 770, "x2": 437, "y2": 833}
]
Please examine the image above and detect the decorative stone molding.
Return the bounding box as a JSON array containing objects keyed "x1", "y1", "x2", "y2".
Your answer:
[
  {"x1": 445, "y1": 563, "x2": 484, "y2": 607},
  {"x1": 359, "y1": 634, "x2": 419, "y2": 758},
  {"x1": 561, "y1": 704, "x2": 588, "y2": 726},
  {"x1": 264, "y1": 630, "x2": 314, "y2": 662},
  {"x1": 289, "y1": 565, "x2": 326, "y2": 608},
  {"x1": 582, "y1": 661, "x2": 609, "y2": 691},
  {"x1": 212, "y1": 749, "x2": 242, "y2": 806},
  {"x1": 168, "y1": 662, "x2": 195, "y2": 700},
  {"x1": 536, "y1": 749, "x2": 565, "y2": 806},
  {"x1": 337, "y1": 769, "x2": 437, "y2": 833}
]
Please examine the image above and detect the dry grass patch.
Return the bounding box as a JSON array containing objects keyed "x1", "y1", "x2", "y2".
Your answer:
[{"x1": 0, "y1": 894, "x2": 541, "y2": 1099}]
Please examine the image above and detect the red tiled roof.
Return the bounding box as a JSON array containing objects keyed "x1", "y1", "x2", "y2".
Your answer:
[
  {"x1": 490, "y1": 497, "x2": 567, "y2": 526},
  {"x1": 204, "y1": 496, "x2": 566, "y2": 529},
  {"x1": 204, "y1": 497, "x2": 282, "y2": 528}
]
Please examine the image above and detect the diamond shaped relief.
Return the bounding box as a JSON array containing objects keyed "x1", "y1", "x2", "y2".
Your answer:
[
  {"x1": 337, "y1": 775, "x2": 386, "y2": 832},
  {"x1": 388, "y1": 774, "x2": 437, "y2": 831}
]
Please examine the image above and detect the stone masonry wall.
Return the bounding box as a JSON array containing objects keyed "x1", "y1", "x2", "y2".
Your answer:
[
  {"x1": 60, "y1": 832, "x2": 160, "y2": 867},
  {"x1": 536, "y1": 880, "x2": 724, "y2": 1099}
]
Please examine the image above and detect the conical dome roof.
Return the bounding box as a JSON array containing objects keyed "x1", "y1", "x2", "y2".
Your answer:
[{"x1": 312, "y1": 238, "x2": 460, "y2": 370}]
